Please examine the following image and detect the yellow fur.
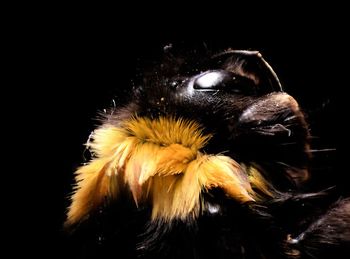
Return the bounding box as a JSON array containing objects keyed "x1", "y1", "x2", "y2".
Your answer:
[
  {"x1": 66, "y1": 116, "x2": 270, "y2": 226},
  {"x1": 246, "y1": 166, "x2": 275, "y2": 199}
]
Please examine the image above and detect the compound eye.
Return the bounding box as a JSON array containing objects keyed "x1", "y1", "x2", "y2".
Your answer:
[{"x1": 193, "y1": 70, "x2": 257, "y2": 94}]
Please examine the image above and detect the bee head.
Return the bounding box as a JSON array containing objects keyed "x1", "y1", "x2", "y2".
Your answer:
[{"x1": 120, "y1": 48, "x2": 310, "y2": 188}]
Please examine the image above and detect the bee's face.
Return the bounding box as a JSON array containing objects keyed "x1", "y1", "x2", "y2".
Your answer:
[{"x1": 129, "y1": 50, "x2": 309, "y2": 178}]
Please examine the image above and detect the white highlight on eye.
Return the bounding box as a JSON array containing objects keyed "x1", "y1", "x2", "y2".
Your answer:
[{"x1": 196, "y1": 71, "x2": 223, "y2": 88}]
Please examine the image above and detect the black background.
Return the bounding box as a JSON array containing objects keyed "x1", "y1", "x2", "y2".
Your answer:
[{"x1": 16, "y1": 20, "x2": 338, "y2": 258}]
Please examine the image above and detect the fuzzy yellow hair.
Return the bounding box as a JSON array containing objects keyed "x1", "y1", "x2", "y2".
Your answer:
[{"x1": 66, "y1": 116, "x2": 273, "y2": 226}]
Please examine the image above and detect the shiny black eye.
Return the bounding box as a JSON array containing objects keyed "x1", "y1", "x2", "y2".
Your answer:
[{"x1": 193, "y1": 70, "x2": 257, "y2": 94}]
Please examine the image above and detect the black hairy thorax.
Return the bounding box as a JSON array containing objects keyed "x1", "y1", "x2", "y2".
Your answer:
[{"x1": 65, "y1": 47, "x2": 347, "y2": 259}]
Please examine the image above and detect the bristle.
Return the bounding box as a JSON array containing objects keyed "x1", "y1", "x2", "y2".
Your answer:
[
  {"x1": 197, "y1": 155, "x2": 254, "y2": 203},
  {"x1": 246, "y1": 166, "x2": 276, "y2": 199},
  {"x1": 66, "y1": 116, "x2": 269, "y2": 226},
  {"x1": 66, "y1": 157, "x2": 119, "y2": 226}
]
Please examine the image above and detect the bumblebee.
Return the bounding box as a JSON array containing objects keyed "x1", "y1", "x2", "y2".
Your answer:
[{"x1": 65, "y1": 47, "x2": 347, "y2": 259}]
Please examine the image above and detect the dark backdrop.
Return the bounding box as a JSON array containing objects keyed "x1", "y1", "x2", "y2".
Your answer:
[{"x1": 23, "y1": 33, "x2": 337, "y2": 258}]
